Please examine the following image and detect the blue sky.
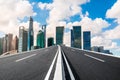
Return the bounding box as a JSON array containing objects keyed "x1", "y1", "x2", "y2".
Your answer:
[{"x1": 0, "y1": 0, "x2": 120, "y2": 56}]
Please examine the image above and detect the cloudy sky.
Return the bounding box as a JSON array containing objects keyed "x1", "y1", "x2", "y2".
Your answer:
[{"x1": 0, "y1": 0, "x2": 120, "y2": 56}]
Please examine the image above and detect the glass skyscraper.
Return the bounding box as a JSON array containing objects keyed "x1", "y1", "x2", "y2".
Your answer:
[
  {"x1": 56, "y1": 27, "x2": 64, "y2": 45},
  {"x1": 72, "y1": 26, "x2": 82, "y2": 49},
  {"x1": 83, "y1": 31, "x2": 91, "y2": 50},
  {"x1": 36, "y1": 30, "x2": 45, "y2": 48},
  {"x1": 18, "y1": 26, "x2": 28, "y2": 52},
  {"x1": 71, "y1": 29, "x2": 74, "y2": 47},
  {"x1": 28, "y1": 16, "x2": 34, "y2": 51},
  {"x1": 0, "y1": 38, "x2": 3, "y2": 54}
]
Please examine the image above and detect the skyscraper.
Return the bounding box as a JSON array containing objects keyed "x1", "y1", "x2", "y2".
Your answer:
[
  {"x1": 28, "y1": 16, "x2": 34, "y2": 51},
  {"x1": 0, "y1": 38, "x2": 3, "y2": 55},
  {"x1": 72, "y1": 26, "x2": 82, "y2": 49},
  {"x1": 36, "y1": 30, "x2": 44, "y2": 48},
  {"x1": 42, "y1": 25, "x2": 46, "y2": 47},
  {"x1": 56, "y1": 26, "x2": 64, "y2": 45},
  {"x1": 83, "y1": 31, "x2": 91, "y2": 50},
  {"x1": 18, "y1": 26, "x2": 28, "y2": 52},
  {"x1": 12, "y1": 36, "x2": 18, "y2": 51},
  {"x1": 6, "y1": 33, "x2": 13, "y2": 52},
  {"x1": 71, "y1": 29, "x2": 74, "y2": 47},
  {"x1": 3, "y1": 35, "x2": 7, "y2": 53},
  {"x1": 48, "y1": 37, "x2": 54, "y2": 47}
]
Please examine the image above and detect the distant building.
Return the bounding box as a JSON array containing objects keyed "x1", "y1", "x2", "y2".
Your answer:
[
  {"x1": 6, "y1": 33, "x2": 13, "y2": 52},
  {"x1": 28, "y1": 16, "x2": 34, "y2": 51},
  {"x1": 18, "y1": 26, "x2": 28, "y2": 52},
  {"x1": 42, "y1": 25, "x2": 46, "y2": 47},
  {"x1": 71, "y1": 29, "x2": 74, "y2": 47},
  {"x1": 83, "y1": 31, "x2": 91, "y2": 50},
  {"x1": 91, "y1": 46, "x2": 112, "y2": 54},
  {"x1": 12, "y1": 36, "x2": 18, "y2": 51},
  {"x1": 48, "y1": 37, "x2": 54, "y2": 47},
  {"x1": 3, "y1": 35, "x2": 7, "y2": 53},
  {"x1": 72, "y1": 26, "x2": 82, "y2": 49},
  {"x1": 56, "y1": 26, "x2": 64, "y2": 45},
  {"x1": 36, "y1": 30, "x2": 45, "y2": 48},
  {"x1": 0, "y1": 38, "x2": 3, "y2": 55}
]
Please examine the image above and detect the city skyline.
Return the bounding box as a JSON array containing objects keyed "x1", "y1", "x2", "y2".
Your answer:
[{"x1": 0, "y1": 0, "x2": 120, "y2": 56}]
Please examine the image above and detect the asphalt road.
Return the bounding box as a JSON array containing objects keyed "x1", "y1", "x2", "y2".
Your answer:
[
  {"x1": 0, "y1": 46, "x2": 58, "y2": 80},
  {"x1": 61, "y1": 45, "x2": 120, "y2": 80}
]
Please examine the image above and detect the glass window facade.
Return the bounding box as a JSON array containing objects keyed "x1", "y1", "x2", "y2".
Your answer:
[
  {"x1": 48, "y1": 37, "x2": 54, "y2": 47},
  {"x1": 73, "y1": 26, "x2": 82, "y2": 49},
  {"x1": 56, "y1": 27, "x2": 64, "y2": 45},
  {"x1": 36, "y1": 30, "x2": 45, "y2": 48},
  {"x1": 83, "y1": 31, "x2": 91, "y2": 50}
]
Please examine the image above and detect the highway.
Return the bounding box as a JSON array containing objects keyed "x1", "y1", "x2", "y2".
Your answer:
[{"x1": 0, "y1": 45, "x2": 120, "y2": 80}]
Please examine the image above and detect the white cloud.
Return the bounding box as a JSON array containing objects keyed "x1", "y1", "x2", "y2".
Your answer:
[
  {"x1": 0, "y1": 0, "x2": 35, "y2": 36},
  {"x1": 106, "y1": 0, "x2": 120, "y2": 19},
  {"x1": 103, "y1": 25, "x2": 120, "y2": 39}
]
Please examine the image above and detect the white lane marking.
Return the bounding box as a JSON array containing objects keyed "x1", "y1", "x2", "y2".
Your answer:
[
  {"x1": 15, "y1": 54, "x2": 36, "y2": 62},
  {"x1": 84, "y1": 54, "x2": 105, "y2": 62},
  {"x1": 53, "y1": 46, "x2": 65, "y2": 80},
  {"x1": 44, "y1": 47, "x2": 59, "y2": 80},
  {"x1": 62, "y1": 50, "x2": 75, "y2": 80}
]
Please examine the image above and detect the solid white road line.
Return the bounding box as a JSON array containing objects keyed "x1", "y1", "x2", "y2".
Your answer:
[
  {"x1": 62, "y1": 50, "x2": 75, "y2": 80},
  {"x1": 53, "y1": 46, "x2": 65, "y2": 80},
  {"x1": 84, "y1": 54, "x2": 105, "y2": 62},
  {"x1": 44, "y1": 47, "x2": 59, "y2": 80},
  {"x1": 15, "y1": 54, "x2": 36, "y2": 62}
]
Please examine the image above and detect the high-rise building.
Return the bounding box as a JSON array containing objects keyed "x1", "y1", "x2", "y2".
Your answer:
[
  {"x1": 42, "y1": 25, "x2": 46, "y2": 47},
  {"x1": 12, "y1": 36, "x2": 18, "y2": 51},
  {"x1": 6, "y1": 33, "x2": 13, "y2": 52},
  {"x1": 28, "y1": 16, "x2": 34, "y2": 51},
  {"x1": 3, "y1": 35, "x2": 7, "y2": 53},
  {"x1": 83, "y1": 31, "x2": 91, "y2": 50},
  {"x1": 56, "y1": 26, "x2": 64, "y2": 45},
  {"x1": 71, "y1": 29, "x2": 74, "y2": 47},
  {"x1": 72, "y1": 26, "x2": 82, "y2": 49},
  {"x1": 18, "y1": 26, "x2": 28, "y2": 52},
  {"x1": 36, "y1": 30, "x2": 44, "y2": 48},
  {"x1": 0, "y1": 38, "x2": 3, "y2": 55},
  {"x1": 48, "y1": 37, "x2": 54, "y2": 47}
]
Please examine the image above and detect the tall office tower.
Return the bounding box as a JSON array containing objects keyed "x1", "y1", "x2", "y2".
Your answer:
[
  {"x1": 71, "y1": 29, "x2": 74, "y2": 47},
  {"x1": 36, "y1": 30, "x2": 44, "y2": 48},
  {"x1": 48, "y1": 37, "x2": 54, "y2": 47},
  {"x1": 28, "y1": 16, "x2": 34, "y2": 51},
  {"x1": 42, "y1": 25, "x2": 46, "y2": 47},
  {"x1": 3, "y1": 35, "x2": 7, "y2": 53},
  {"x1": 0, "y1": 38, "x2": 3, "y2": 55},
  {"x1": 73, "y1": 26, "x2": 82, "y2": 49},
  {"x1": 12, "y1": 36, "x2": 18, "y2": 51},
  {"x1": 18, "y1": 26, "x2": 28, "y2": 52},
  {"x1": 83, "y1": 31, "x2": 91, "y2": 50},
  {"x1": 56, "y1": 26, "x2": 64, "y2": 45},
  {"x1": 6, "y1": 33, "x2": 13, "y2": 52}
]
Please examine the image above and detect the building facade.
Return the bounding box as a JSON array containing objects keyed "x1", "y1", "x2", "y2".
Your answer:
[
  {"x1": 36, "y1": 30, "x2": 45, "y2": 48},
  {"x1": 42, "y1": 25, "x2": 46, "y2": 47},
  {"x1": 12, "y1": 36, "x2": 18, "y2": 51},
  {"x1": 28, "y1": 16, "x2": 34, "y2": 51},
  {"x1": 71, "y1": 29, "x2": 74, "y2": 47},
  {"x1": 56, "y1": 26, "x2": 64, "y2": 45},
  {"x1": 18, "y1": 26, "x2": 28, "y2": 52},
  {"x1": 72, "y1": 26, "x2": 82, "y2": 49},
  {"x1": 48, "y1": 37, "x2": 54, "y2": 47},
  {"x1": 0, "y1": 38, "x2": 3, "y2": 55},
  {"x1": 83, "y1": 31, "x2": 91, "y2": 50}
]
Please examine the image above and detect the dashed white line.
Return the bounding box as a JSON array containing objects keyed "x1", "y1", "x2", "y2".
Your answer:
[
  {"x1": 44, "y1": 47, "x2": 59, "y2": 80},
  {"x1": 84, "y1": 54, "x2": 105, "y2": 62},
  {"x1": 15, "y1": 54, "x2": 36, "y2": 62}
]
